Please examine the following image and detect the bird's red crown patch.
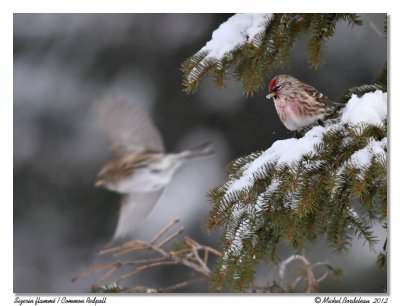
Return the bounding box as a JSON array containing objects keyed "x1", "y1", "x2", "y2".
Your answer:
[{"x1": 269, "y1": 78, "x2": 277, "y2": 91}]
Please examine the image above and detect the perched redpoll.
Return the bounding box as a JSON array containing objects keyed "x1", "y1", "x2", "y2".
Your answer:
[
  {"x1": 96, "y1": 97, "x2": 213, "y2": 241},
  {"x1": 266, "y1": 75, "x2": 333, "y2": 131}
]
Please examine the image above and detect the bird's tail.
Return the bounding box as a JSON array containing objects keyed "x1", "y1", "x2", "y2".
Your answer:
[{"x1": 184, "y1": 141, "x2": 214, "y2": 159}]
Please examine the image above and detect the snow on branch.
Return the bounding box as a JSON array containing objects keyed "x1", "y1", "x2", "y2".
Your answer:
[
  {"x1": 184, "y1": 13, "x2": 272, "y2": 86},
  {"x1": 207, "y1": 91, "x2": 387, "y2": 291},
  {"x1": 199, "y1": 13, "x2": 272, "y2": 60},
  {"x1": 182, "y1": 13, "x2": 363, "y2": 95},
  {"x1": 225, "y1": 91, "x2": 387, "y2": 197},
  {"x1": 341, "y1": 91, "x2": 387, "y2": 125}
]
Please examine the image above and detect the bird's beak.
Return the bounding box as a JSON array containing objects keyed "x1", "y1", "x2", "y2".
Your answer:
[
  {"x1": 266, "y1": 91, "x2": 277, "y2": 99},
  {"x1": 95, "y1": 179, "x2": 104, "y2": 187}
]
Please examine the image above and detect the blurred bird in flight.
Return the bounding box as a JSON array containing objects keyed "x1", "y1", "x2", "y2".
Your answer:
[{"x1": 95, "y1": 97, "x2": 213, "y2": 242}]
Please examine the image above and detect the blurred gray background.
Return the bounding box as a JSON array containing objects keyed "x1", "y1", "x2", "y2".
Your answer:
[{"x1": 13, "y1": 13, "x2": 387, "y2": 293}]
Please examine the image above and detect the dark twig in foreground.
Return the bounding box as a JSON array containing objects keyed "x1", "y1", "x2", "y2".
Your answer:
[{"x1": 73, "y1": 219, "x2": 221, "y2": 292}]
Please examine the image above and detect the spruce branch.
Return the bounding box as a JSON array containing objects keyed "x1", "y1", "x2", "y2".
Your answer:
[
  {"x1": 182, "y1": 13, "x2": 362, "y2": 95},
  {"x1": 206, "y1": 91, "x2": 387, "y2": 291},
  {"x1": 181, "y1": 13, "x2": 386, "y2": 293}
]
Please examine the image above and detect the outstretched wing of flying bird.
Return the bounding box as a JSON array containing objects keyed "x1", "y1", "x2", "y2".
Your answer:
[
  {"x1": 112, "y1": 190, "x2": 164, "y2": 242},
  {"x1": 97, "y1": 96, "x2": 164, "y2": 156}
]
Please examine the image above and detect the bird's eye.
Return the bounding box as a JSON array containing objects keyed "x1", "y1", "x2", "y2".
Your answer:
[{"x1": 275, "y1": 85, "x2": 281, "y2": 90}]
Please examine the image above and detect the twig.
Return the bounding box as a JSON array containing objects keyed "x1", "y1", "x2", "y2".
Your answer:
[
  {"x1": 98, "y1": 240, "x2": 146, "y2": 255},
  {"x1": 278, "y1": 254, "x2": 319, "y2": 293},
  {"x1": 149, "y1": 218, "x2": 180, "y2": 245},
  {"x1": 115, "y1": 241, "x2": 153, "y2": 257},
  {"x1": 204, "y1": 249, "x2": 209, "y2": 266},
  {"x1": 98, "y1": 245, "x2": 121, "y2": 255},
  {"x1": 123, "y1": 256, "x2": 168, "y2": 266},
  {"x1": 74, "y1": 219, "x2": 221, "y2": 292},
  {"x1": 311, "y1": 262, "x2": 331, "y2": 283},
  {"x1": 72, "y1": 261, "x2": 121, "y2": 283},
  {"x1": 186, "y1": 237, "x2": 210, "y2": 274},
  {"x1": 179, "y1": 257, "x2": 209, "y2": 276},
  {"x1": 292, "y1": 275, "x2": 305, "y2": 289},
  {"x1": 97, "y1": 266, "x2": 119, "y2": 285},
  {"x1": 157, "y1": 226, "x2": 184, "y2": 248},
  {"x1": 76, "y1": 221, "x2": 334, "y2": 293}
]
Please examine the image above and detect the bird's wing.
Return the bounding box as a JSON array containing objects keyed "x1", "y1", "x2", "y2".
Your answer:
[
  {"x1": 302, "y1": 83, "x2": 333, "y2": 107},
  {"x1": 97, "y1": 96, "x2": 164, "y2": 156},
  {"x1": 112, "y1": 190, "x2": 164, "y2": 242}
]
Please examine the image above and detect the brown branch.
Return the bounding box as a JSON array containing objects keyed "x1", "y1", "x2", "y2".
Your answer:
[
  {"x1": 114, "y1": 241, "x2": 151, "y2": 257},
  {"x1": 75, "y1": 220, "x2": 333, "y2": 293},
  {"x1": 97, "y1": 266, "x2": 119, "y2": 285},
  {"x1": 73, "y1": 219, "x2": 221, "y2": 292},
  {"x1": 149, "y1": 218, "x2": 180, "y2": 245},
  {"x1": 157, "y1": 226, "x2": 184, "y2": 248},
  {"x1": 204, "y1": 246, "x2": 222, "y2": 257},
  {"x1": 72, "y1": 261, "x2": 121, "y2": 283},
  {"x1": 179, "y1": 257, "x2": 209, "y2": 276},
  {"x1": 277, "y1": 255, "x2": 333, "y2": 293},
  {"x1": 98, "y1": 240, "x2": 147, "y2": 256},
  {"x1": 186, "y1": 237, "x2": 210, "y2": 274},
  {"x1": 251, "y1": 254, "x2": 336, "y2": 293},
  {"x1": 118, "y1": 260, "x2": 178, "y2": 282},
  {"x1": 204, "y1": 249, "x2": 209, "y2": 266},
  {"x1": 123, "y1": 256, "x2": 168, "y2": 266},
  {"x1": 311, "y1": 262, "x2": 331, "y2": 283}
]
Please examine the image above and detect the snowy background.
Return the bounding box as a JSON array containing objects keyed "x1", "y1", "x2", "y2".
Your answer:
[{"x1": 13, "y1": 13, "x2": 387, "y2": 293}]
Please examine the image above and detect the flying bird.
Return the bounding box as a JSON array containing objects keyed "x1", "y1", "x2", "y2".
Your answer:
[{"x1": 95, "y1": 97, "x2": 213, "y2": 242}]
